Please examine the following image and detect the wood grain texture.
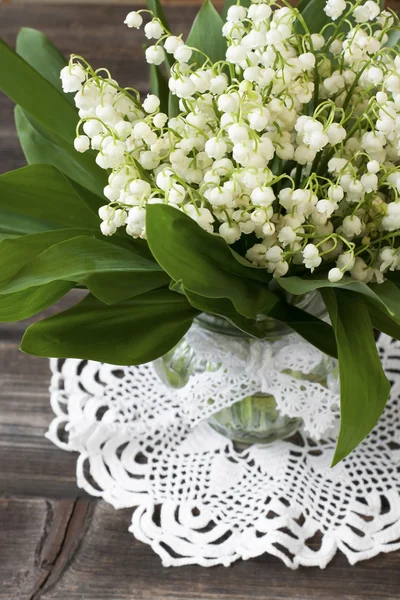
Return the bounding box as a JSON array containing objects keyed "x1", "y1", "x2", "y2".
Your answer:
[{"x1": 2, "y1": 3, "x2": 400, "y2": 598}]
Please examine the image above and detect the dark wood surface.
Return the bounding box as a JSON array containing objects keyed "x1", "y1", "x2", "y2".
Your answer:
[{"x1": 2, "y1": 3, "x2": 400, "y2": 599}]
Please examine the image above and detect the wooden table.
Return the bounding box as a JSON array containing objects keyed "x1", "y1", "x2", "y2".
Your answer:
[{"x1": 2, "y1": 3, "x2": 400, "y2": 598}]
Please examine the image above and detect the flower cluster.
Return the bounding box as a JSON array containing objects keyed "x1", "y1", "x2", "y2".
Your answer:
[{"x1": 61, "y1": 0, "x2": 400, "y2": 283}]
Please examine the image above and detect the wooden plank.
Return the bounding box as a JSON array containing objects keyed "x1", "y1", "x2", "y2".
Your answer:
[
  {"x1": 0, "y1": 292, "x2": 89, "y2": 498},
  {"x1": 0, "y1": 499, "x2": 397, "y2": 600},
  {"x1": 0, "y1": 496, "x2": 95, "y2": 599}
]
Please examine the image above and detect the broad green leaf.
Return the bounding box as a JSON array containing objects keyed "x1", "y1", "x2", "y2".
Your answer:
[
  {"x1": 146, "y1": 204, "x2": 278, "y2": 319},
  {"x1": 15, "y1": 107, "x2": 107, "y2": 198},
  {"x1": 322, "y1": 289, "x2": 390, "y2": 466},
  {"x1": 187, "y1": 0, "x2": 227, "y2": 65},
  {"x1": 278, "y1": 276, "x2": 400, "y2": 322},
  {"x1": 367, "y1": 302, "x2": 400, "y2": 341},
  {"x1": 0, "y1": 282, "x2": 73, "y2": 322},
  {"x1": 0, "y1": 229, "x2": 99, "y2": 289},
  {"x1": 16, "y1": 28, "x2": 72, "y2": 100},
  {"x1": 21, "y1": 290, "x2": 199, "y2": 365},
  {"x1": 385, "y1": 29, "x2": 400, "y2": 50},
  {"x1": 184, "y1": 290, "x2": 268, "y2": 338},
  {"x1": 297, "y1": 0, "x2": 313, "y2": 13},
  {"x1": 0, "y1": 210, "x2": 56, "y2": 235},
  {"x1": 0, "y1": 38, "x2": 78, "y2": 143},
  {"x1": 221, "y1": 0, "x2": 251, "y2": 22},
  {"x1": 150, "y1": 65, "x2": 169, "y2": 114},
  {"x1": 368, "y1": 281, "x2": 400, "y2": 322},
  {"x1": 0, "y1": 164, "x2": 102, "y2": 230},
  {"x1": 295, "y1": 0, "x2": 329, "y2": 34},
  {"x1": 185, "y1": 285, "x2": 337, "y2": 356},
  {"x1": 296, "y1": 0, "x2": 384, "y2": 36},
  {"x1": 268, "y1": 300, "x2": 338, "y2": 358},
  {"x1": 0, "y1": 232, "x2": 20, "y2": 241},
  {"x1": 168, "y1": 92, "x2": 180, "y2": 118},
  {"x1": 0, "y1": 235, "x2": 170, "y2": 304}
]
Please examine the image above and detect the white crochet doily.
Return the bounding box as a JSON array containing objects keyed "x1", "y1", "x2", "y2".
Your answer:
[{"x1": 47, "y1": 333, "x2": 400, "y2": 568}]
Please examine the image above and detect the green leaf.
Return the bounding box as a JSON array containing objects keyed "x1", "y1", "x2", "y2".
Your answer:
[
  {"x1": 0, "y1": 235, "x2": 170, "y2": 304},
  {"x1": 0, "y1": 38, "x2": 78, "y2": 143},
  {"x1": 185, "y1": 285, "x2": 337, "y2": 357},
  {"x1": 150, "y1": 65, "x2": 169, "y2": 114},
  {"x1": 367, "y1": 302, "x2": 400, "y2": 341},
  {"x1": 187, "y1": 0, "x2": 227, "y2": 65},
  {"x1": 0, "y1": 229, "x2": 98, "y2": 289},
  {"x1": 16, "y1": 28, "x2": 72, "y2": 100},
  {"x1": 296, "y1": 0, "x2": 384, "y2": 36},
  {"x1": 184, "y1": 290, "x2": 269, "y2": 338},
  {"x1": 15, "y1": 106, "x2": 107, "y2": 198},
  {"x1": 385, "y1": 29, "x2": 400, "y2": 50},
  {"x1": 368, "y1": 280, "x2": 400, "y2": 322},
  {"x1": 268, "y1": 300, "x2": 338, "y2": 358},
  {"x1": 0, "y1": 232, "x2": 21, "y2": 241},
  {"x1": 221, "y1": 0, "x2": 251, "y2": 22},
  {"x1": 295, "y1": 0, "x2": 329, "y2": 34},
  {"x1": 146, "y1": 204, "x2": 278, "y2": 319},
  {"x1": 0, "y1": 164, "x2": 102, "y2": 230},
  {"x1": 278, "y1": 276, "x2": 400, "y2": 323},
  {"x1": 0, "y1": 282, "x2": 73, "y2": 322},
  {"x1": 21, "y1": 290, "x2": 199, "y2": 365},
  {"x1": 322, "y1": 289, "x2": 390, "y2": 466},
  {"x1": 0, "y1": 210, "x2": 56, "y2": 235},
  {"x1": 168, "y1": 92, "x2": 180, "y2": 118}
]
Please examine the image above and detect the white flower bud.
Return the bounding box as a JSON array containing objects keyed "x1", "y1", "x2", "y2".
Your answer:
[
  {"x1": 337, "y1": 252, "x2": 355, "y2": 272},
  {"x1": 113, "y1": 209, "x2": 127, "y2": 228},
  {"x1": 248, "y1": 107, "x2": 269, "y2": 131},
  {"x1": 266, "y1": 246, "x2": 283, "y2": 263},
  {"x1": 60, "y1": 65, "x2": 86, "y2": 93},
  {"x1": 273, "y1": 260, "x2": 289, "y2": 278},
  {"x1": 143, "y1": 94, "x2": 160, "y2": 113},
  {"x1": 219, "y1": 222, "x2": 241, "y2": 244},
  {"x1": 326, "y1": 123, "x2": 346, "y2": 146},
  {"x1": 367, "y1": 160, "x2": 380, "y2": 174},
  {"x1": 351, "y1": 257, "x2": 373, "y2": 282},
  {"x1": 174, "y1": 77, "x2": 196, "y2": 98},
  {"x1": 262, "y1": 222, "x2": 275, "y2": 236},
  {"x1": 298, "y1": 52, "x2": 316, "y2": 71},
  {"x1": 209, "y1": 74, "x2": 229, "y2": 95},
  {"x1": 74, "y1": 135, "x2": 90, "y2": 153},
  {"x1": 124, "y1": 11, "x2": 143, "y2": 29},
  {"x1": 103, "y1": 185, "x2": 120, "y2": 202},
  {"x1": 278, "y1": 226, "x2": 297, "y2": 246},
  {"x1": 144, "y1": 20, "x2": 163, "y2": 40},
  {"x1": 98, "y1": 205, "x2": 115, "y2": 221},
  {"x1": 205, "y1": 137, "x2": 227, "y2": 160},
  {"x1": 303, "y1": 244, "x2": 319, "y2": 260},
  {"x1": 100, "y1": 220, "x2": 117, "y2": 236},
  {"x1": 145, "y1": 45, "x2": 165, "y2": 65},
  {"x1": 360, "y1": 173, "x2": 378, "y2": 193},
  {"x1": 164, "y1": 36, "x2": 184, "y2": 54},
  {"x1": 342, "y1": 215, "x2": 362, "y2": 237},
  {"x1": 218, "y1": 93, "x2": 240, "y2": 113},
  {"x1": 328, "y1": 267, "x2": 344, "y2": 282},
  {"x1": 174, "y1": 45, "x2": 192, "y2": 63},
  {"x1": 227, "y1": 5, "x2": 247, "y2": 21},
  {"x1": 310, "y1": 34, "x2": 325, "y2": 50},
  {"x1": 251, "y1": 186, "x2": 275, "y2": 207}
]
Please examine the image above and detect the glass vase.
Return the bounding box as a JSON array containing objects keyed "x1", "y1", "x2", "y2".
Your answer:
[{"x1": 153, "y1": 293, "x2": 339, "y2": 446}]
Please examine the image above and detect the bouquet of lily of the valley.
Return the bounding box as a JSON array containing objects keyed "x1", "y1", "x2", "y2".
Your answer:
[{"x1": 0, "y1": 0, "x2": 400, "y2": 464}]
